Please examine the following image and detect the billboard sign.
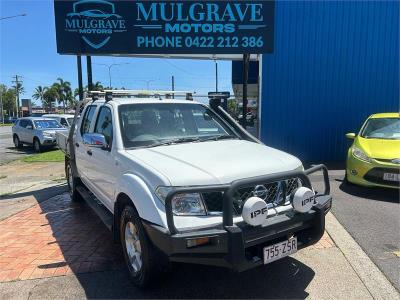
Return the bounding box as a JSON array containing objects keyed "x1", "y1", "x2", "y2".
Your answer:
[{"x1": 54, "y1": 0, "x2": 275, "y2": 55}]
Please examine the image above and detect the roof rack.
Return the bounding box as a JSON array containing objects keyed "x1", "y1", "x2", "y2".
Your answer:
[{"x1": 86, "y1": 89, "x2": 195, "y2": 102}]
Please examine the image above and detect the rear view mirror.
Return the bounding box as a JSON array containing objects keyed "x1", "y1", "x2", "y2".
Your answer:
[
  {"x1": 346, "y1": 133, "x2": 356, "y2": 140},
  {"x1": 83, "y1": 133, "x2": 108, "y2": 149},
  {"x1": 26, "y1": 125, "x2": 33, "y2": 130},
  {"x1": 203, "y1": 112, "x2": 212, "y2": 121}
]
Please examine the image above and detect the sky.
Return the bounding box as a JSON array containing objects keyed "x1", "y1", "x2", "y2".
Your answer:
[{"x1": 0, "y1": 0, "x2": 233, "y2": 105}]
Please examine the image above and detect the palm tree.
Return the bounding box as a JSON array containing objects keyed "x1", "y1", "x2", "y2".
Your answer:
[
  {"x1": 92, "y1": 81, "x2": 104, "y2": 91},
  {"x1": 43, "y1": 86, "x2": 58, "y2": 113},
  {"x1": 32, "y1": 86, "x2": 47, "y2": 108},
  {"x1": 54, "y1": 78, "x2": 72, "y2": 113}
]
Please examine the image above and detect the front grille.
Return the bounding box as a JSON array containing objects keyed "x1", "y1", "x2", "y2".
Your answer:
[
  {"x1": 202, "y1": 178, "x2": 300, "y2": 215},
  {"x1": 364, "y1": 168, "x2": 400, "y2": 187}
]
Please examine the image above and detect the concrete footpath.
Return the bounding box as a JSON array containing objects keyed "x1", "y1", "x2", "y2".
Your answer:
[
  {"x1": 0, "y1": 193, "x2": 398, "y2": 299},
  {"x1": 0, "y1": 161, "x2": 399, "y2": 299}
]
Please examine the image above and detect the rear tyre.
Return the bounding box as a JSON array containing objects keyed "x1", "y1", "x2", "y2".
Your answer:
[
  {"x1": 33, "y1": 138, "x2": 42, "y2": 153},
  {"x1": 13, "y1": 135, "x2": 23, "y2": 149},
  {"x1": 66, "y1": 160, "x2": 83, "y2": 202},
  {"x1": 120, "y1": 205, "x2": 162, "y2": 288}
]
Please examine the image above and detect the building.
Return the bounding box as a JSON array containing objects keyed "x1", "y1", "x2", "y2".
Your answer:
[
  {"x1": 233, "y1": 1, "x2": 399, "y2": 162},
  {"x1": 257, "y1": 1, "x2": 399, "y2": 162}
]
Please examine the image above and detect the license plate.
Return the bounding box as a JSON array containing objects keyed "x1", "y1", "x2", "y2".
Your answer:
[
  {"x1": 383, "y1": 173, "x2": 400, "y2": 182},
  {"x1": 264, "y1": 237, "x2": 297, "y2": 264}
]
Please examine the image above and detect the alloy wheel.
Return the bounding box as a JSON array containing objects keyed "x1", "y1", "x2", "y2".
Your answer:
[{"x1": 124, "y1": 221, "x2": 142, "y2": 273}]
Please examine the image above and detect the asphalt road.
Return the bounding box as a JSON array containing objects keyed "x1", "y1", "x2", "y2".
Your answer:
[
  {"x1": 0, "y1": 125, "x2": 34, "y2": 165},
  {"x1": 310, "y1": 170, "x2": 400, "y2": 291}
]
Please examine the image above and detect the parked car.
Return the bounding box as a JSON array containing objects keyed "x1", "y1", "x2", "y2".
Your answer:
[
  {"x1": 4, "y1": 117, "x2": 18, "y2": 124},
  {"x1": 345, "y1": 112, "x2": 400, "y2": 188},
  {"x1": 57, "y1": 93, "x2": 332, "y2": 287},
  {"x1": 12, "y1": 117, "x2": 68, "y2": 152},
  {"x1": 42, "y1": 114, "x2": 75, "y2": 128}
]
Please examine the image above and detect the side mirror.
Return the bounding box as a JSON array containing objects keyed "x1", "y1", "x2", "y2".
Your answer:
[
  {"x1": 346, "y1": 133, "x2": 356, "y2": 140},
  {"x1": 83, "y1": 133, "x2": 108, "y2": 149},
  {"x1": 26, "y1": 125, "x2": 33, "y2": 130}
]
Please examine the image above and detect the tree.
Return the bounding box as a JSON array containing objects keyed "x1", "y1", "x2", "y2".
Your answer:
[
  {"x1": 32, "y1": 86, "x2": 47, "y2": 106},
  {"x1": 0, "y1": 84, "x2": 17, "y2": 116},
  {"x1": 43, "y1": 86, "x2": 58, "y2": 112},
  {"x1": 53, "y1": 78, "x2": 72, "y2": 113},
  {"x1": 92, "y1": 81, "x2": 103, "y2": 91},
  {"x1": 12, "y1": 82, "x2": 25, "y2": 95}
]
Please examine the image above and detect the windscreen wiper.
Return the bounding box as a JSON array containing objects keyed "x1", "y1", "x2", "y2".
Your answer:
[
  {"x1": 199, "y1": 135, "x2": 238, "y2": 142},
  {"x1": 147, "y1": 137, "x2": 201, "y2": 148}
]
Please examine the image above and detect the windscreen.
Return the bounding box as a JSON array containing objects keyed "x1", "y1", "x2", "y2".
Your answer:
[
  {"x1": 34, "y1": 120, "x2": 63, "y2": 129},
  {"x1": 118, "y1": 103, "x2": 236, "y2": 148},
  {"x1": 361, "y1": 118, "x2": 400, "y2": 140}
]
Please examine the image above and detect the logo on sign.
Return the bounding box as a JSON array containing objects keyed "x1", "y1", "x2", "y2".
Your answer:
[{"x1": 65, "y1": 0, "x2": 127, "y2": 49}]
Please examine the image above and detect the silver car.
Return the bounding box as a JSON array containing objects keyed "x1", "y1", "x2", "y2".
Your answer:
[{"x1": 12, "y1": 117, "x2": 68, "y2": 152}]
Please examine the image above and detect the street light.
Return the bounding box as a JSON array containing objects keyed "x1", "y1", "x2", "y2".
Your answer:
[
  {"x1": 0, "y1": 13, "x2": 27, "y2": 21},
  {"x1": 94, "y1": 63, "x2": 129, "y2": 88}
]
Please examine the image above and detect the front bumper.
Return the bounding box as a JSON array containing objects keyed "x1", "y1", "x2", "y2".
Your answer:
[
  {"x1": 143, "y1": 165, "x2": 332, "y2": 272},
  {"x1": 346, "y1": 154, "x2": 400, "y2": 189},
  {"x1": 40, "y1": 136, "x2": 57, "y2": 146}
]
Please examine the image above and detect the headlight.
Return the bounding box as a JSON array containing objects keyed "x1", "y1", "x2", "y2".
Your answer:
[
  {"x1": 42, "y1": 132, "x2": 52, "y2": 138},
  {"x1": 352, "y1": 146, "x2": 371, "y2": 163},
  {"x1": 155, "y1": 187, "x2": 206, "y2": 216}
]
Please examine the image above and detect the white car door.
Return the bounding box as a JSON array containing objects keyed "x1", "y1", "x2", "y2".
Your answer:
[
  {"x1": 89, "y1": 105, "x2": 118, "y2": 211},
  {"x1": 75, "y1": 105, "x2": 98, "y2": 185},
  {"x1": 20, "y1": 120, "x2": 34, "y2": 143}
]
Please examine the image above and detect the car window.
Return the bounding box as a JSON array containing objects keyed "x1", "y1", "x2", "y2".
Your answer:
[
  {"x1": 34, "y1": 120, "x2": 62, "y2": 129},
  {"x1": 26, "y1": 120, "x2": 33, "y2": 128},
  {"x1": 94, "y1": 106, "x2": 113, "y2": 147},
  {"x1": 19, "y1": 120, "x2": 27, "y2": 128},
  {"x1": 80, "y1": 105, "x2": 97, "y2": 135},
  {"x1": 119, "y1": 103, "x2": 235, "y2": 148},
  {"x1": 361, "y1": 118, "x2": 400, "y2": 140},
  {"x1": 60, "y1": 118, "x2": 68, "y2": 126}
]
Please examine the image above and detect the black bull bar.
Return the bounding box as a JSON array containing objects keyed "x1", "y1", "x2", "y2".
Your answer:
[{"x1": 165, "y1": 164, "x2": 331, "y2": 235}]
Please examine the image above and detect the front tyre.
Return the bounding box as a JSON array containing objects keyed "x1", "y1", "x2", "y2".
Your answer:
[
  {"x1": 120, "y1": 205, "x2": 159, "y2": 287},
  {"x1": 33, "y1": 138, "x2": 42, "y2": 153}
]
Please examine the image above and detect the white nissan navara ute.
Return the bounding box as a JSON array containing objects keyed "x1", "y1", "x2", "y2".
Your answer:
[{"x1": 58, "y1": 91, "x2": 332, "y2": 287}]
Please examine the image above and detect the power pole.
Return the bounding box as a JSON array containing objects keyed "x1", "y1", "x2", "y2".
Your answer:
[
  {"x1": 0, "y1": 88, "x2": 4, "y2": 124},
  {"x1": 12, "y1": 75, "x2": 22, "y2": 117},
  {"x1": 171, "y1": 76, "x2": 175, "y2": 99},
  {"x1": 242, "y1": 54, "x2": 250, "y2": 129}
]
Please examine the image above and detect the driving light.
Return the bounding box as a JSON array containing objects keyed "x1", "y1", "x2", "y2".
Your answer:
[
  {"x1": 155, "y1": 187, "x2": 206, "y2": 216},
  {"x1": 292, "y1": 187, "x2": 315, "y2": 213},
  {"x1": 352, "y1": 146, "x2": 371, "y2": 163}
]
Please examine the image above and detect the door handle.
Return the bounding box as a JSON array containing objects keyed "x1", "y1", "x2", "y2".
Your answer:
[
  {"x1": 87, "y1": 150, "x2": 92, "y2": 156},
  {"x1": 75, "y1": 143, "x2": 80, "y2": 147}
]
